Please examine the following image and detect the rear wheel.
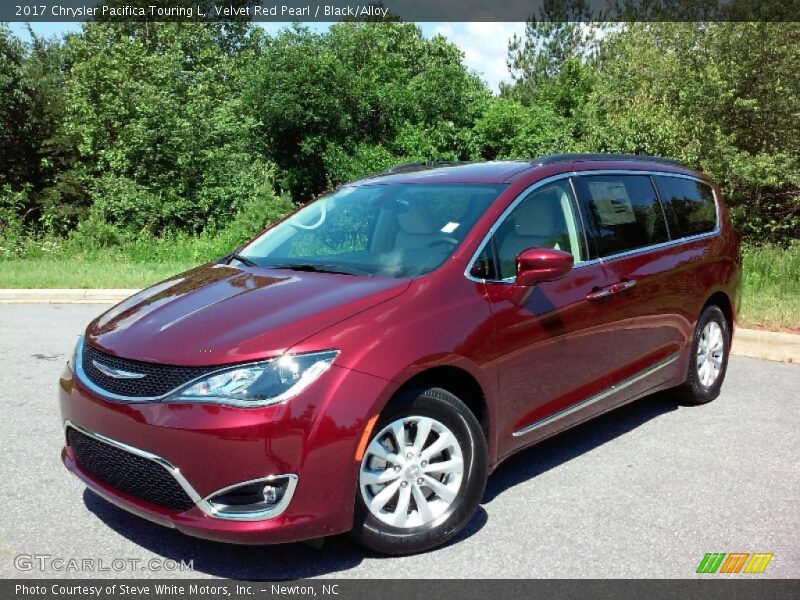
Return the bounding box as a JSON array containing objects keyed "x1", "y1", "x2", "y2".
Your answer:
[
  {"x1": 676, "y1": 305, "x2": 730, "y2": 405},
  {"x1": 351, "y1": 387, "x2": 487, "y2": 555}
]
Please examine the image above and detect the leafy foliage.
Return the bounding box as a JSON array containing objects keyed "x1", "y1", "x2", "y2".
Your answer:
[
  {"x1": 576, "y1": 23, "x2": 800, "y2": 241},
  {"x1": 247, "y1": 22, "x2": 489, "y2": 198},
  {"x1": 0, "y1": 25, "x2": 34, "y2": 187},
  {"x1": 0, "y1": 20, "x2": 797, "y2": 248},
  {"x1": 63, "y1": 22, "x2": 270, "y2": 235},
  {"x1": 474, "y1": 99, "x2": 570, "y2": 159},
  {"x1": 1, "y1": 24, "x2": 85, "y2": 235}
]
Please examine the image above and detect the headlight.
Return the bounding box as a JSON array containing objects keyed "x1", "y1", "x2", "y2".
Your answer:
[{"x1": 169, "y1": 350, "x2": 338, "y2": 407}]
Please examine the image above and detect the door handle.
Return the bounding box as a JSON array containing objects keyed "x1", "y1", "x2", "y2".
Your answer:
[{"x1": 586, "y1": 279, "x2": 637, "y2": 301}]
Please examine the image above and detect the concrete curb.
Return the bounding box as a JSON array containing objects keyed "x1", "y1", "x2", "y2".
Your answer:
[
  {"x1": 0, "y1": 288, "x2": 138, "y2": 304},
  {"x1": 0, "y1": 288, "x2": 797, "y2": 364},
  {"x1": 731, "y1": 328, "x2": 799, "y2": 365}
]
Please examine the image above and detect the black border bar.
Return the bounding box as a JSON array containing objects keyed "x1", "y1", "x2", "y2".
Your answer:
[
  {"x1": 3, "y1": 0, "x2": 799, "y2": 22},
  {"x1": 6, "y1": 579, "x2": 800, "y2": 600}
]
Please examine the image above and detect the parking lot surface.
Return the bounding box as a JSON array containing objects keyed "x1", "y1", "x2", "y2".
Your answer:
[{"x1": 1, "y1": 304, "x2": 798, "y2": 579}]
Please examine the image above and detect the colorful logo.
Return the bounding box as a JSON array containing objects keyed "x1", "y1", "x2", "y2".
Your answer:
[{"x1": 696, "y1": 552, "x2": 774, "y2": 574}]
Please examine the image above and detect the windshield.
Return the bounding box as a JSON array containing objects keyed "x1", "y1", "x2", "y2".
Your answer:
[{"x1": 240, "y1": 183, "x2": 505, "y2": 278}]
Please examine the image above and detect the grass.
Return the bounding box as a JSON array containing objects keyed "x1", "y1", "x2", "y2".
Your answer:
[
  {"x1": 0, "y1": 258, "x2": 198, "y2": 288},
  {"x1": 0, "y1": 223, "x2": 233, "y2": 288},
  {"x1": 0, "y1": 240, "x2": 797, "y2": 332},
  {"x1": 738, "y1": 242, "x2": 800, "y2": 332}
]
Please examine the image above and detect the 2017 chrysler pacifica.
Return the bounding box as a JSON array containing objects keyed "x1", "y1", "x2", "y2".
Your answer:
[{"x1": 60, "y1": 154, "x2": 741, "y2": 554}]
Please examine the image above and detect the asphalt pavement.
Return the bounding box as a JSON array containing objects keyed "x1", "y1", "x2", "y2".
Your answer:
[{"x1": 1, "y1": 303, "x2": 798, "y2": 579}]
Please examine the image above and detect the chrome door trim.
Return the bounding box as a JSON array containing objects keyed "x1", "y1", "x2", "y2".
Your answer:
[
  {"x1": 511, "y1": 352, "x2": 680, "y2": 437},
  {"x1": 464, "y1": 172, "x2": 576, "y2": 283},
  {"x1": 64, "y1": 420, "x2": 297, "y2": 521},
  {"x1": 464, "y1": 169, "x2": 720, "y2": 284}
]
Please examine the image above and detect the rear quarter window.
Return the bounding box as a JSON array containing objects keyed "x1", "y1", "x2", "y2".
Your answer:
[{"x1": 653, "y1": 176, "x2": 717, "y2": 238}]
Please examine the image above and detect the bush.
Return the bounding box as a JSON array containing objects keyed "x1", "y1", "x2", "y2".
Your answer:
[
  {"x1": 195, "y1": 157, "x2": 279, "y2": 232},
  {"x1": 86, "y1": 176, "x2": 167, "y2": 236},
  {"x1": 322, "y1": 143, "x2": 401, "y2": 185},
  {"x1": 210, "y1": 191, "x2": 296, "y2": 252},
  {"x1": 474, "y1": 99, "x2": 571, "y2": 160},
  {"x1": 66, "y1": 211, "x2": 126, "y2": 251},
  {"x1": 2, "y1": 22, "x2": 798, "y2": 249},
  {"x1": 61, "y1": 186, "x2": 295, "y2": 264},
  {"x1": 0, "y1": 185, "x2": 35, "y2": 258}
]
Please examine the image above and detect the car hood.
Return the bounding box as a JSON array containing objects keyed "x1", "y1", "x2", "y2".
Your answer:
[{"x1": 86, "y1": 263, "x2": 411, "y2": 365}]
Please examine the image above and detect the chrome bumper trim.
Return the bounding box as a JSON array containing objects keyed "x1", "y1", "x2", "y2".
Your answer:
[{"x1": 64, "y1": 419, "x2": 297, "y2": 521}]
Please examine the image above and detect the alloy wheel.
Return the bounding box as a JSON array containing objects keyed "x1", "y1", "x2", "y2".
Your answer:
[
  {"x1": 697, "y1": 320, "x2": 724, "y2": 387},
  {"x1": 359, "y1": 416, "x2": 464, "y2": 529}
]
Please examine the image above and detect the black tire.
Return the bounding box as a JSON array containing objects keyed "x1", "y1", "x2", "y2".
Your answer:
[
  {"x1": 351, "y1": 387, "x2": 488, "y2": 555},
  {"x1": 675, "y1": 304, "x2": 731, "y2": 405}
]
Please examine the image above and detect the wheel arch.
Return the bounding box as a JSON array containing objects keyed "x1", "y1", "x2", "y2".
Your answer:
[
  {"x1": 703, "y1": 290, "x2": 734, "y2": 332},
  {"x1": 367, "y1": 360, "x2": 497, "y2": 466},
  {"x1": 391, "y1": 366, "x2": 490, "y2": 442}
]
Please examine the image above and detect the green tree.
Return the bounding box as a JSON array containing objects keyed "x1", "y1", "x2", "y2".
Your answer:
[
  {"x1": 248, "y1": 22, "x2": 490, "y2": 199},
  {"x1": 0, "y1": 24, "x2": 32, "y2": 188},
  {"x1": 0, "y1": 25, "x2": 83, "y2": 235},
  {"x1": 474, "y1": 98, "x2": 571, "y2": 160},
  {"x1": 503, "y1": 0, "x2": 604, "y2": 115},
  {"x1": 579, "y1": 23, "x2": 800, "y2": 243},
  {"x1": 63, "y1": 22, "x2": 270, "y2": 235}
]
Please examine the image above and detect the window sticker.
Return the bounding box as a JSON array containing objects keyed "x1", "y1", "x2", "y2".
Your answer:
[
  {"x1": 588, "y1": 181, "x2": 636, "y2": 226},
  {"x1": 441, "y1": 222, "x2": 460, "y2": 234}
]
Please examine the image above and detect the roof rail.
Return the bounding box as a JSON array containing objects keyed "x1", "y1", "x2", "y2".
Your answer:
[
  {"x1": 380, "y1": 160, "x2": 470, "y2": 175},
  {"x1": 529, "y1": 153, "x2": 685, "y2": 167}
]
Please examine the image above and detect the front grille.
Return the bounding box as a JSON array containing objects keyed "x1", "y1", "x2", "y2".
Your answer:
[
  {"x1": 67, "y1": 427, "x2": 195, "y2": 512},
  {"x1": 81, "y1": 343, "x2": 215, "y2": 398}
]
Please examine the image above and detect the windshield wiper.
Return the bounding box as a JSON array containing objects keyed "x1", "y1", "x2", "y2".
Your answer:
[
  {"x1": 226, "y1": 253, "x2": 258, "y2": 267},
  {"x1": 267, "y1": 263, "x2": 371, "y2": 277}
]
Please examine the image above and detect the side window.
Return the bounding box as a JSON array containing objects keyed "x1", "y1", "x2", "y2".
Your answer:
[
  {"x1": 574, "y1": 175, "x2": 668, "y2": 257},
  {"x1": 470, "y1": 244, "x2": 497, "y2": 280},
  {"x1": 490, "y1": 181, "x2": 585, "y2": 280},
  {"x1": 653, "y1": 176, "x2": 717, "y2": 238}
]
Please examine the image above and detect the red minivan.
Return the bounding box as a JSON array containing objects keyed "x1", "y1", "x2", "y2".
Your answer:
[{"x1": 60, "y1": 154, "x2": 741, "y2": 554}]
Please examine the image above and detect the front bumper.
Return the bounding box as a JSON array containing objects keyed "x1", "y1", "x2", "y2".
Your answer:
[{"x1": 59, "y1": 362, "x2": 389, "y2": 544}]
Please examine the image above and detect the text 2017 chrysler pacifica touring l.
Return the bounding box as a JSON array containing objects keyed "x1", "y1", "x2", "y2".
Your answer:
[{"x1": 60, "y1": 154, "x2": 741, "y2": 554}]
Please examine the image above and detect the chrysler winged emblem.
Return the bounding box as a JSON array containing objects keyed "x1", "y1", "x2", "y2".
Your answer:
[{"x1": 91, "y1": 360, "x2": 146, "y2": 380}]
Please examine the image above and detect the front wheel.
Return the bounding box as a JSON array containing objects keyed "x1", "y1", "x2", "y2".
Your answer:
[
  {"x1": 676, "y1": 304, "x2": 731, "y2": 405},
  {"x1": 351, "y1": 387, "x2": 488, "y2": 555}
]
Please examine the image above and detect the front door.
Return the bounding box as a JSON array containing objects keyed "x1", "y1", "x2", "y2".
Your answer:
[{"x1": 475, "y1": 178, "x2": 623, "y2": 457}]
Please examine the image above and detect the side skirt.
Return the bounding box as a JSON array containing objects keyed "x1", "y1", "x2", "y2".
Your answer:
[{"x1": 511, "y1": 353, "x2": 681, "y2": 438}]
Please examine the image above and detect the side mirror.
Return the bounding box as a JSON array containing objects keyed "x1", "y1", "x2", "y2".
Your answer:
[{"x1": 512, "y1": 247, "x2": 574, "y2": 304}]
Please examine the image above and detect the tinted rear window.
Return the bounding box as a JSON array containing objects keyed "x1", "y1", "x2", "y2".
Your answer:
[
  {"x1": 653, "y1": 176, "x2": 717, "y2": 238},
  {"x1": 574, "y1": 175, "x2": 668, "y2": 257}
]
